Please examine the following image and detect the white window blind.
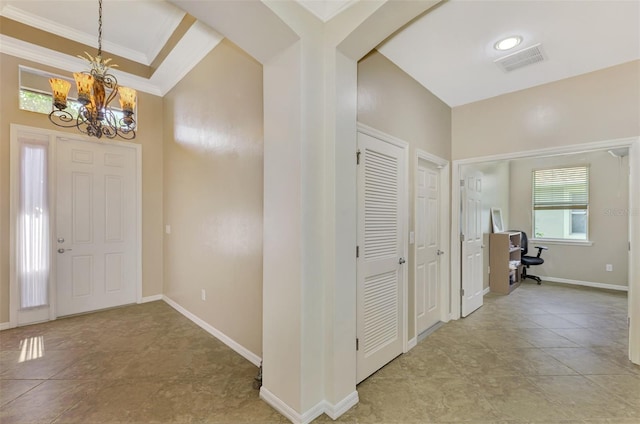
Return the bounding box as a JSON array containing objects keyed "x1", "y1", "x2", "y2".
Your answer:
[
  {"x1": 18, "y1": 143, "x2": 50, "y2": 309},
  {"x1": 533, "y1": 166, "x2": 589, "y2": 210}
]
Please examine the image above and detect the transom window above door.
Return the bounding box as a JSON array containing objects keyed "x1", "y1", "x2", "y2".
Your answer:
[{"x1": 18, "y1": 66, "x2": 133, "y2": 125}]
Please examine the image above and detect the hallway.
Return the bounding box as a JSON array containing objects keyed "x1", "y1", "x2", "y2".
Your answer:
[{"x1": 1, "y1": 283, "x2": 638, "y2": 423}]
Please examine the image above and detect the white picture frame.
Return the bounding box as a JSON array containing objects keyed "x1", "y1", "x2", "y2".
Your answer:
[{"x1": 491, "y1": 207, "x2": 504, "y2": 233}]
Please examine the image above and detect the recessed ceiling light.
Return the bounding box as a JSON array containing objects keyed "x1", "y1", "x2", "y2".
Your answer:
[{"x1": 494, "y1": 36, "x2": 523, "y2": 51}]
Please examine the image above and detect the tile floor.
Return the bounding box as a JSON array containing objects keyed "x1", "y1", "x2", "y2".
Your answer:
[{"x1": 1, "y1": 282, "x2": 639, "y2": 423}]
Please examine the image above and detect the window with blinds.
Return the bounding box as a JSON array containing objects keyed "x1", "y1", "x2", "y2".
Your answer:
[{"x1": 532, "y1": 166, "x2": 589, "y2": 240}]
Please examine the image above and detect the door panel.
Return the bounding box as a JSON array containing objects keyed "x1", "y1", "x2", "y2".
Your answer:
[
  {"x1": 72, "y1": 256, "x2": 93, "y2": 297},
  {"x1": 56, "y1": 137, "x2": 137, "y2": 316},
  {"x1": 357, "y1": 131, "x2": 406, "y2": 383},
  {"x1": 461, "y1": 171, "x2": 484, "y2": 317},
  {"x1": 416, "y1": 160, "x2": 441, "y2": 334},
  {"x1": 105, "y1": 176, "x2": 124, "y2": 242}
]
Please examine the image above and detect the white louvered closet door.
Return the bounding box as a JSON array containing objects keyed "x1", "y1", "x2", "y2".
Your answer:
[{"x1": 357, "y1": 131, "x2": 406, "y2": 384}]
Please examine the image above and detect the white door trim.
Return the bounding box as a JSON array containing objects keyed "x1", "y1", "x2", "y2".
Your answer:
[
  {"x1": 450, "y1": 136, "x2": 639, "y2": 365},
  {"x1": 415, "y1": 149, "x2": 450, "y2": 334},
  {"x1": 8, "y1": 124, "x2": 142, "y2": 328},
  {"x1": 356, "y1": 122, "x2": 409, "y2": 353}
]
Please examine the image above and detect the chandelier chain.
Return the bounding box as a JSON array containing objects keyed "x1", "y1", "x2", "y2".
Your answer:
[{"x1": 98, "y1": 0, "x2": 103, "y2": 56}]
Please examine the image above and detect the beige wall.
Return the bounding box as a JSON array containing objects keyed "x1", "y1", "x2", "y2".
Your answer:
[
  {"x1": 509, "y1": 151, "x2": 629, "y2": 287},
  {"x1": 461, "y1": 161, "x2": 511, "y2": 290},
  {"x1": 162, "y1": 40, "x2": 263, "y2": 356},
  {"x1": 0, "y1": 53, "x2": 164, "y2": 324},
  {"x1": 358, "y1": 50, "x2": 451, "y2": 339},
  {"x1": 452, "y1": 60, "x2": 640, "y2": 160}
]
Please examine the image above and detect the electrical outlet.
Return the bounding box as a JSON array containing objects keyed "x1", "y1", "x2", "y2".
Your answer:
[
  {"x1": 606, "y1": 264, "x2": 613, "y2": 272},
  {"x1": 201, "y1": 289, "x2": 206, "y2": 301}
]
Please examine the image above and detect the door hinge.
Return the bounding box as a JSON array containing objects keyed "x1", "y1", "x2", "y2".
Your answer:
[
  {"x1": 487, "y1": 266, "x2": 491, "y2": 274},
  {"x1": 460, "y1": 233, "x2": 465, "y2": 242},
  {"x1": 630, "y1": 241, "x2": 631, "y2": 251},
  {"x1": 356, "y1": 149, "x2": 361, "y2": 165},
  {"x1": 461, "y1": 288, "x2": 465, "y2": 296},
  {"x1": 356, "y1": 245, "x2": 360, "y2": 258},
  {"x1": 356, "y1": 338, "x2": 359, "y2": 351},
  {"x1": 460, "y1": 179, "x2": 465, "y2": 187}
]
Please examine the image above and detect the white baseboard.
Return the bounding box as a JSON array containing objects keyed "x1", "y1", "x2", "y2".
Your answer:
[
  {"x1": 300, "y1": 400, "x2": 326, "y2": 424},
  {"x1": 483, "y1": 286, "x2": 491, "y2": 295},
  {"x1": 0, "y1": 322, "x2": 13, "y2": 331},
  {"x1": 140, "y1": 294, "x2": 163, "y2": 303},
  {"x1": 162, "y1": 295, "x2": 261, "y2": 366},
  {"x1": 407, "y1": 337, "x2": 417, "y2": 351},
  {"x1": 324, "y1": 391, "x2": 359, "y2": 420},
  {"x1": 260, "y1": 387, "x2": 298, "y2": 422},
  {"x1": 539, "y1": 276, "x2": 628, "y2": 292},
  {"x1": 260, "y1": 387, "x2": 355, "y2": 424}
]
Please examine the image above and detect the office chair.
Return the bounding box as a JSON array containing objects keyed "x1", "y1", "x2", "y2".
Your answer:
[{"x1": 517, "y1": 231, "x2": 548, "y2": 284}]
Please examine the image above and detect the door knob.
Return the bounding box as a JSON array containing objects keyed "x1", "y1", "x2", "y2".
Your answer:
[
  {"x1": 57, "y1": 248, "x2": 72, "y2": 253},
  {"x1": 399, "y1": 257, "x2": 406, "y2": 265},
  {"x1": 57, "y1": 237, "x2": 65, "y2": 243},
  {"x1": 436, "y1": 249, "x2": 445, "y2": 256}
]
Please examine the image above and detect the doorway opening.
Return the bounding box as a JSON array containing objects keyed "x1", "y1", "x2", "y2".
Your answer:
[{"x1": 451, "y1": 137, "x2": 640, "y2": 364}]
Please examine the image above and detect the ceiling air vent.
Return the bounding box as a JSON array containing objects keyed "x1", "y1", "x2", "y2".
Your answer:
[{"x1": 495, "y1": 43, "x2": 546, "y2": 72}]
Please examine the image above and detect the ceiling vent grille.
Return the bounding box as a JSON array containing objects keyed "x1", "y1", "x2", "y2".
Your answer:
[{"x1": 495, "y1": 43, "x2": 546, "y2": 72}]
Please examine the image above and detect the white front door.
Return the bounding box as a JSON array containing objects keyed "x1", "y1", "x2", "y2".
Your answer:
[
  {"x1": 461, "y1": 171, "x2": 484, "y2": 317},
  {"x1": 416, "y1": 159, "x2": 441, "y2": 334},
  {"x1": 56, "y1": 137, "x2": 138, "y2": 316},
  {"x1": 357, "y1": 130, "x2": 406, "y2": 383}
]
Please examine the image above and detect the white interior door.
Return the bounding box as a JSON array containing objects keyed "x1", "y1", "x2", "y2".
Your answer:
[
  {"x1": 461, "y1": 171, "x2": 484, "y2": 317},
  {"x1": 357, "y1": 131, "x2": 406, "y2": 383},
  {"x1": 56, "y1": 137, "x2": 137, "y2": 316},
  {"x1": 416, "y1": 159, "x2": 441, "y2": 334}
]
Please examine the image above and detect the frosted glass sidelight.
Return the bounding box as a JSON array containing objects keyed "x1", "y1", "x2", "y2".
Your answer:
[{"x1": 18, "y1": 143, "x2": 50, "y2": 309}]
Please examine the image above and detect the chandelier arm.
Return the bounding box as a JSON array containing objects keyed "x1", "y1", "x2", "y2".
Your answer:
[
  {"x1": 104, "y1": 78, "x2": 119, "y2": 107},
  {"x1": 116, "y1": 130, "x2": 136, "y2": 141},
  {"x1": 49, "y1": 110, "x2": 79, "y2": 128},
  {"x1": 117, "y1": 116, "x2": 137, "y2": 137}
]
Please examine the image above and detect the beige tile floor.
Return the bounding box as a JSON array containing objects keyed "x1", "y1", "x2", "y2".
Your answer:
[{"x1": 1, "y1": 282, "x2": 639, "y2": 423}]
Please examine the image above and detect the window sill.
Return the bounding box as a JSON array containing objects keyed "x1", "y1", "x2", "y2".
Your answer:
[{"x1": 530, "y1": 238, "x2": 593, "y2": 247}]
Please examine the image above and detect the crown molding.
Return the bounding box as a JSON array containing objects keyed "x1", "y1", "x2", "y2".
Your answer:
[
  {"x1": 142, "y1": 7, "x2": 187, "y2": 66},
  {"x1": 296, "y1": 0, "x2": 358, "y2": 22},
  {"x1": 1, "y1": 22, "x2": 224, "y2": 98},
  {"x1": 0, "y1": 34, "x2": 162, "y2": 96},
  {"x1": 150, "y1": 21, "x2": 223, "y2": 96},
  {"x1": 1, "y1": 4, "x2": 150, "y2": 64}
]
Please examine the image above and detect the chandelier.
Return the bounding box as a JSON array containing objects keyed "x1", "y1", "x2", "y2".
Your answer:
[{"x1": 48, "y1": 0, "x2": 136, "y2": 140}]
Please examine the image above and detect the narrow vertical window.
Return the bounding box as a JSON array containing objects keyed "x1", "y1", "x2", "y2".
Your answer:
[{"x1": 18, "y1": 143, "x2": 50, "y2": 309}]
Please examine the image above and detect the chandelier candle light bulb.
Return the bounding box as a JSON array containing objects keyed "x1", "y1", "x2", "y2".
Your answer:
[
  {"x1": 73, "y1": 72, "x2": 94, "y2": 105},
  {"x1": 118, "y1": 86, "x2": 137, "y2": 125},
  {"x1": 49, "y1": 78, "x2": 71, "y2": 110}
]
